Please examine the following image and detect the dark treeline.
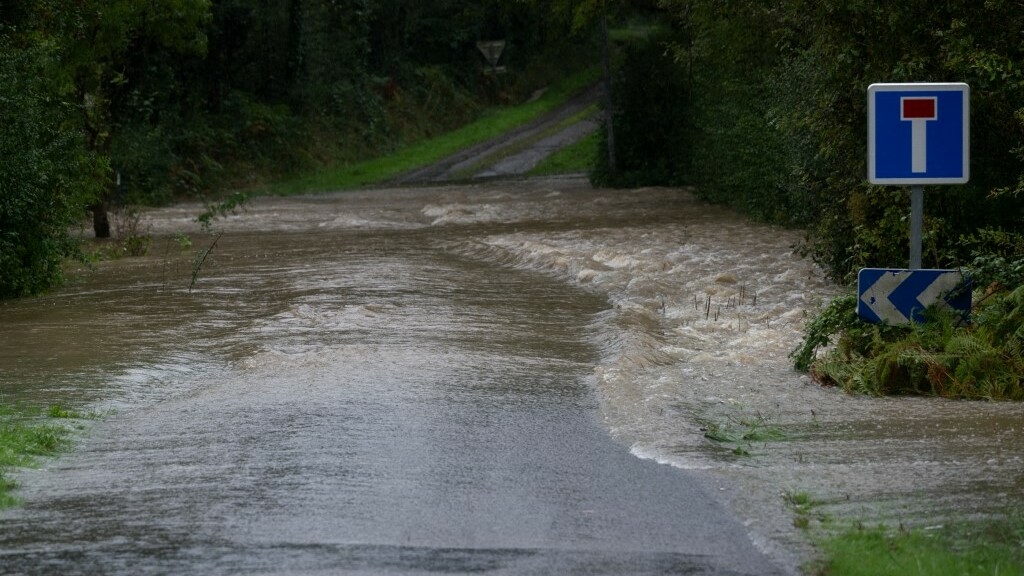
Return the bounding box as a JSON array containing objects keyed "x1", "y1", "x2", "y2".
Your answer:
[
  {"x1": 6, "y1": 0, "x2": 1024, "y2": 300},
  {"x1": 0, "y1": 0, "x2": 594, "y2": 298},
  {"x1": 600, "y1": 0, "x2": 1024, "y2": 289}
]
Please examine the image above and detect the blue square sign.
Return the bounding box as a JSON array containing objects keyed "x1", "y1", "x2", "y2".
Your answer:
[{"x1": 868, "y1": 83, "x2": 969, "y2": 185}]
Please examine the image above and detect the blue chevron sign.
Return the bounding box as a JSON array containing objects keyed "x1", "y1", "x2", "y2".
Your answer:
[{"x1": 857, "y1": 269, "x2": 971, "y2": 325}]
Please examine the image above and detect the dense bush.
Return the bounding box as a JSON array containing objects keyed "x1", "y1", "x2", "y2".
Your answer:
[
  {"x1": 602, "y1": 2, "x2": 1024, "y2": 285},
  {"x1": 0, "y1": 39, "x2": 102, "y2": 298},
  {"x1": 793, "y1": 287, "x2": 1024, "y2": 400}
]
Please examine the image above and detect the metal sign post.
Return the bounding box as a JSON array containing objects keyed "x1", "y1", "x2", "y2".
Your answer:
[
  {"x1": 860, "y1": 82, "x2": 972, "y2": 324},
  {"x1": 909, "y1": 185, "x2": 923, "y2": 270}
]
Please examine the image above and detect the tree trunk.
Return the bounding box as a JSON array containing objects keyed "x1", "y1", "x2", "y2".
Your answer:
[{"x1": 91, "y1": 203, "x2": 110, "y2": 238}]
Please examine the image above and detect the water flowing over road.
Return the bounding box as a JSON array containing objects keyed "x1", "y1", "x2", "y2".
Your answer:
[
  {"x1": 1, "y1": 180, "x2": 786, "y2": 575},
  {"x1": 2, "y1": 177, "x2": 1021, "y2": 574}
]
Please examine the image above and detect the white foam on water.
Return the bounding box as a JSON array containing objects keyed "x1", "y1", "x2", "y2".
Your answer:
[
  {"x1": 629, "y1": 443, "x2": 712, "y2": 471},
  {"x1": 38, "y1": 179, "x2": 1022, "y2": 573},
  {"x1": 438, "y1": 181, "x2": 1024, "y2": 572}
]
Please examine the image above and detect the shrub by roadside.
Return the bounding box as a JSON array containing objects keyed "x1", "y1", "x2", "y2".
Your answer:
[{"x1": 792, "y1": 284, "x2": 1024, "y2": 400}]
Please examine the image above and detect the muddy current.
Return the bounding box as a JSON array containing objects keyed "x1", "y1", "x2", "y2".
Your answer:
[{"x1": 1, "y1": 176, "x2": 1021, "y2": 572}]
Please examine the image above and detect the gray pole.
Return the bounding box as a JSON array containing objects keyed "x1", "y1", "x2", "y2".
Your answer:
[{"x1": 909, "y1": 185, "x2": 924, "y2": 269}]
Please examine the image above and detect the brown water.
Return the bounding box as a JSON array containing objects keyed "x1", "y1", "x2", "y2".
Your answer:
[{"x1": 1, "y1": 176, "x2": 1021, "y2": 572}]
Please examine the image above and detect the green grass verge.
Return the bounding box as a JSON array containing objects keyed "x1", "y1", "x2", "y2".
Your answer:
[
  {"x1": 0, "y1": 403, "x2": 82, "y2": 508},
  {"x1": 449, "y1": 103, "x2": 599, "y2": 179},
  {"x1": 814, "y1": 520, "x2": 1024, "y2": 576},
  {"x1": 261, "y1": 67, "x2": 601, "y2": 196},
  {"x1": 528, "y1": 124, "x2": 600, "y2": 177}
]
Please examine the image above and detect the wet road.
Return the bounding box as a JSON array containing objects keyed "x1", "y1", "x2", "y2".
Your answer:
[{"x1": 0, "y1": 211, "x2": 784, "y2": 574}]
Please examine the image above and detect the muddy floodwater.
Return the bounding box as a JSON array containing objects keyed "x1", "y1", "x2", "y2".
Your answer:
[{"x1": 1, "y1": 176, "x2": 1022, "y2": 573}]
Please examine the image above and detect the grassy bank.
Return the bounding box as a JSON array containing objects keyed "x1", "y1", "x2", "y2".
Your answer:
[
  {"x1": 0, "y1": 403, "x2": 84, "y2": 508},
  {"x1": 448, "y1": 103, "x2": 599, "y2": 179},
  {"x1": 783, "y1": 490, "x2": 1024, "y2": 574},
  {"x1": 529, "y1": 131, "x2": 599, "y2": 177},
  {"x1": 813, "y1": 518, "x2": 1024, "y2": 575},
  {"x1": 260, "y1": 67, "x2": 601, "y2": 195}
]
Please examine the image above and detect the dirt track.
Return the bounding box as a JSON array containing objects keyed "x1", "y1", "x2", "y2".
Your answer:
[{"x1": 389, "y1": 84, "x2": 602, "y2": 184}]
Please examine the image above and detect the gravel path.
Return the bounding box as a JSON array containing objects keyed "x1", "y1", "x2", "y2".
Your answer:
[{"x1": 389, "y1": 84, "x2": 602, "y2": 184}]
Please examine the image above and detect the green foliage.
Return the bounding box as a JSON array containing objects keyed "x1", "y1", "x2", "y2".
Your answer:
[
  {"x1": 0, "y1": 403, "x2": 80, "y2": 508},
  {"x1": 197, "y1": 191, "x2": 249, "y2": 233},
  {"x1": 0, "y1": 36, "x2": 102, "y2": 298},
  {"x1": 47, "y1": 404, "x2": 82, "y2": 419},
  {"x1": 960, "y1": 227, "x2": 1024, "y2": 289},
  {"x1": 641, "y1": 0, "x2": 1024, "y2": 283},
  {"x1": 674, "y1": 1, "x2": 798, "y2": 223},
  {"x1": 816, "y1": 519, "x2": 1024, "y2": 576},
  {"x1": 795, "y1": 286, "x2": 1024, "y2": 400},
  {"x1": 530, "y1": 131, "x2": 599, "y2": 176},
  {"x1": 702, "y1": 412, "x2": 785, "y2": 458},
  {"x1": 174, "y1": 233, "x2": 193, "y2": 250},
  {"x1": 784, "y1": 490, "x2": 829, "y2": 529},
  {"x1": 791, "y1": 294, "x2": 860, "y2": 372}
]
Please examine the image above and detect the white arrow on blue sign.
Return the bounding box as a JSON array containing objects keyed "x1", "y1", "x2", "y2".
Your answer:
[
  {"x1": 857, "y1": 268, "x2": 971, "y2": 325},
  {"x1": 868, "y1": 83, "x2": 969, "y2": 185}
]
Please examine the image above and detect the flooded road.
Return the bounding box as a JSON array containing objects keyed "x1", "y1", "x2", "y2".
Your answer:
[
  {"x1": 1, "y1": 180, "x2": 786, "y2": 575},
  {"x1": 1, "y1": 176, "x2": 1021, "y2": 573}
]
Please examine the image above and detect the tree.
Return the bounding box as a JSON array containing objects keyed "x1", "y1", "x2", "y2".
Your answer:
[
  {"x1": 51, "y1": 0, "x2": 210, "y2": 235},
  {"x1": 0, "y1": 36, "x2": 101, "y2": 297},
  {"x1": 0, "y1": 1, "x2": 209, "y2": 297}
]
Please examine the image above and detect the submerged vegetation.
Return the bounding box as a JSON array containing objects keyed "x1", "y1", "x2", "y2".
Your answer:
[
  {"x1": 701, "y1": 412, "x2": 786, "y2": 457},
  {"x1": 0, "y1": 403, "x2": 84, "y2": 508}
]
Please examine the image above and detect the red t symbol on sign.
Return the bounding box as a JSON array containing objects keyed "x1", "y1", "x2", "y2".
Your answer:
[{"x1": 902, "y1": 97, "x2": 937, "y2": 173}]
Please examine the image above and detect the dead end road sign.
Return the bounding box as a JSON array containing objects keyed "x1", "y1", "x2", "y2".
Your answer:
[
  {"x1": 862, "y1": 82, "x2": 972, "y2": 316},
  {"x1": 868, "y1": 82, "x2": 969, "y2": 185},
  {"x1": 858, "y1": 268, "x2": 972, "y2": 325}
]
